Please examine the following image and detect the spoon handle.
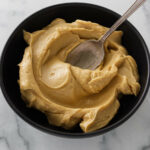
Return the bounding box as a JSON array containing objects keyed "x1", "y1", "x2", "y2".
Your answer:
[{"x1": 100, "y1": 0, "x2": 146, "y2": 43}]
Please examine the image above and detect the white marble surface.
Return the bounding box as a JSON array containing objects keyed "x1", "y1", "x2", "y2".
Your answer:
[{"x1": 0, "y1": 0, "x2": 150, "y2": 150}]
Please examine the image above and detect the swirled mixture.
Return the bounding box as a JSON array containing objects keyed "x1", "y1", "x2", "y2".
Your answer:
[{"x1": 18, "y1": 19, "x2": 140, "y2": 132}]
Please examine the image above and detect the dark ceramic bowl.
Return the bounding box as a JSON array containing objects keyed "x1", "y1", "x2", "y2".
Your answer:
[{"x1": 0, "y1": 3, "x2": 150, "y2": 138}]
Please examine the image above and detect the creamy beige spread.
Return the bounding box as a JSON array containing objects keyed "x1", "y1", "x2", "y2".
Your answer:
[{"x1": 18, "y1": 19, "x2": 140, "y2": 132}]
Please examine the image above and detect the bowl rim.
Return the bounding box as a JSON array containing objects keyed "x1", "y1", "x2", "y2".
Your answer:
[{"x1": 0, "y1": 2, "x2": 150, "y2": 138}]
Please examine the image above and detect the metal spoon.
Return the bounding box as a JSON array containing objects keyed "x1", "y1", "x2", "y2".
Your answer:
[{"x1": 66, "y1": 0, "x2": 146, "y2": 70}]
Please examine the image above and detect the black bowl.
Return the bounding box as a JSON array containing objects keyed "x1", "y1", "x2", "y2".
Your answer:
[{"x1": 0, "y1": 3, "x2": 150, "y2": 138}]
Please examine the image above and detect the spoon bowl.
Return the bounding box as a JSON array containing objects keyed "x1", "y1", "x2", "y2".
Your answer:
[{"x1": 66, "y1": 40, "x2": 105, "y2": 70}]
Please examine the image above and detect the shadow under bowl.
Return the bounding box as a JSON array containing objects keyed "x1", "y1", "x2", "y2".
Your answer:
[{"x1": 0, "y1": 3, "x2": 150, "y2": 138}]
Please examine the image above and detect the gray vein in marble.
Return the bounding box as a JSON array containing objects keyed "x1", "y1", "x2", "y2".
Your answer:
[
  {"x1": 10, "y1": 10, "x2": 25, "y2": 16},
  {"x1": 99, "y1": 130, "x2": 122, "y2": 150},
  {"x1": 15, "y1": 116, "x2": 30, "y2": 150},
  {"x1": 142, "y1": 145, "x2": 150, "y2": 150},
  {"x1": 141, "y1": 137, "x2": 150, "y2": 150},
  {"x1": 0, "y1": 136, "x2": 11, "y2": 150},
  {"x1": 99, "y1": 135, "x2": 107, "y2": 150}
]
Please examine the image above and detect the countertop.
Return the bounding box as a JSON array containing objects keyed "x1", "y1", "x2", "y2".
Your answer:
[{"x1": 0, "y1": 0, "x2": 150, "y2": 150}]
